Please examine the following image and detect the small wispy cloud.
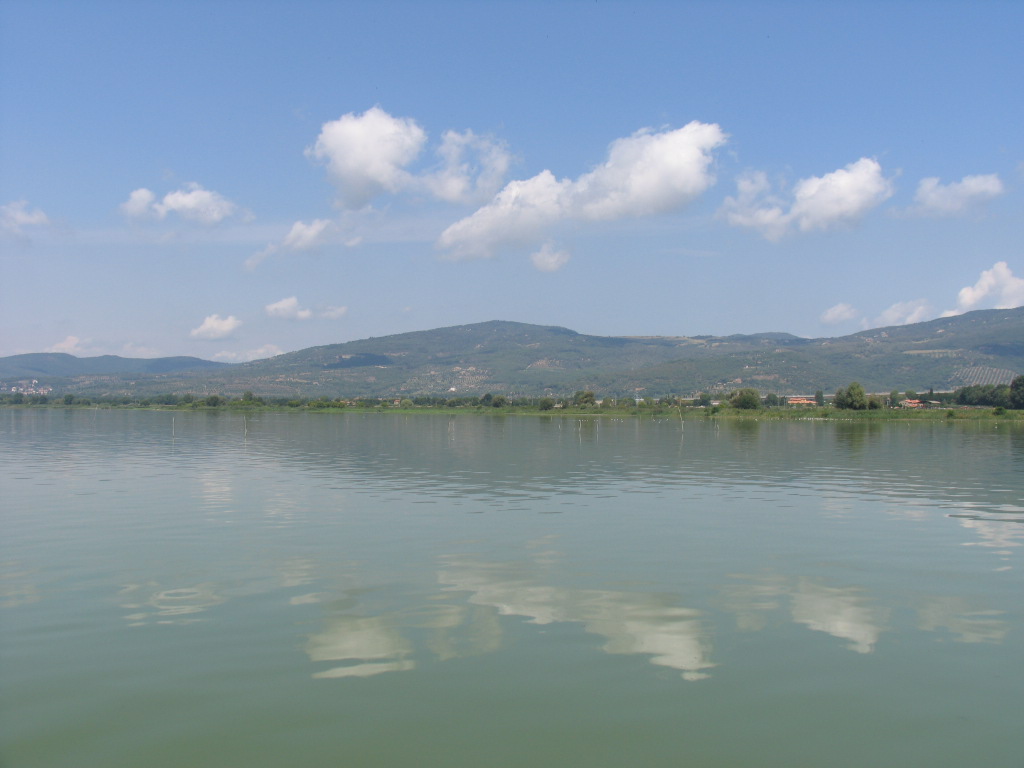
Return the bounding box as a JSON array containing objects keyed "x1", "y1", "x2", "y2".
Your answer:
[
  {"x1": 911, "y1": 174, "x2": 1004, "y2": 216},
  {"x1": 46, "y1": 335, "x2": 88, "y2": 354},
  {"x1": 820, "y1": 303, "x2": 859, "y2": 324},
  {"x1": 530, "y1": 242, "x2": 571, "y2": 272},
  {"x1": 320, "y1": 305, "x2": 349, "y2": 319},
  {"x1": 1, "y1": 200, "x2": 50, "y2": 237},
  {"x1": 190, "y1": 314, "x2": 242, "y2": 339},
  {"x1": 265, "y1": 296, "x2": 312, "y2": 320},
  {"x1": 213, "y1": 344, "x2": 283, "y2": 363},
  {"x1": 247, "y1": 218, "x2": 334, "y2": 270},
  {"x1": 873, "y1": 299, "x2": 933, "y2": 327},
  {"x1": 120, "y1": 183, "x2": 242, "y2": 224},
  {"x1": 722, "y1": 158, "x2": 894, "y2": 240}
]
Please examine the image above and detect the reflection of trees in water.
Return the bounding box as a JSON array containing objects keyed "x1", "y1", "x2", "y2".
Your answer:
[
  {"x1": 832, "y1": 421, "x2": 882, "y2": 456},
  {"x1": 1011, "y1": 430, "x2": 1024, "y2": 465}
]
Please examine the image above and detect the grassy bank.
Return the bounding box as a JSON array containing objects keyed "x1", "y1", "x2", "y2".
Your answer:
[{"x1": 4, "y1": 401, "x2": 1022, "y2": 422}]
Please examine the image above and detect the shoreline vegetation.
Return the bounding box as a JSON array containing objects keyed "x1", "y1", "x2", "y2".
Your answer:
[
  {"x1": 3, "y1": 398, "x2": 1022, "y2": 423},
  {"x1": 5, "y1": 379, "x2": 1022, "y2": 421}
]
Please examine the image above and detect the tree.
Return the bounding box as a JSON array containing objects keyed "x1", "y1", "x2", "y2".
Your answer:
[
  {"x1": 833, "y1": 386, "x2": 848, "y2": 409},
  {"x1": 764, "y1": 393, "x2": 781, "y2": 407},
  {"x1": 730, "y1": 388, "x2": 761, "y2": 410},
  {"x1": 834, "y1": 382, "x2": 868, "y2": 410},
  {"x1": 573, "y1": 390, "x2": 596, "y2": 406},
  {"x1": 490, "y1": 395, "x2": 508, "y2": 408},
  {"x1": 1010, "y1": 375, "x2": 1024, "y2": 410},
  {"x1": 889, "y1": 390, "x2": 900, "y2": 407},
  {"x1": 846, "y1": 382, "x2": 868, "y2": 410},
  {"x1": 538, "y1": 397, "x2": 555, "y2": 411},
  {"x1": 815, "y1": 390, "x2": 825, "y2": 407}
]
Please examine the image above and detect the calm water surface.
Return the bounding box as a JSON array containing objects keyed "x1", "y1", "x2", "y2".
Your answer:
[{"x1": 2, "y1": 409, "x2": 1022, "y2": 767}]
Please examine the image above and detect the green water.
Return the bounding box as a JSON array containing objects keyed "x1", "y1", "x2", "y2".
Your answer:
[{"x1": 2, "y1": 410, "x2": 1022, "y2": 767}]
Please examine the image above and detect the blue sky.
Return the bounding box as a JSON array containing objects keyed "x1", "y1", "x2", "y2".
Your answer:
[{"x1": 1, "y1": 0, "x2": 1021, "y2": 361}]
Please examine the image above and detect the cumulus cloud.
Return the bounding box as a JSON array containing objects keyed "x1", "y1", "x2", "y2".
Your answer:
[
  {"x1": 213, "y1": 344, "x2": 283, "y2": 363},
  {"x1": 942, "y1": 261, "x2": 1024, "y2": 316},
  {"x1": 321, "y1": 305, "x2": 349, "y2": 319},
  {"x1": 119, "y1": 188, "x2": 157, "y2": 218},
  {"x1": 722, "y1": 158, "x2": 893, "y2": 240},
  {"x1": 306, "y1": 108, "x2": 512, "y2": 212},
  {"x1": 821, "y1": 303, "x2": 859, "y2": 324},
  {"x1": 121, "y1": 183, "x2": 240, "y2": 224},
  {"x1": 307, "y1": 106, "x2": 427, "y2": 208},
  {"x1": 873, "y1": 299, "x2": 932, "y2": 327},
  {"x1": 424, "y1": 129, "x2": 512, "y2": 204},
  {"x1": 439, "y1": 121, "x2": 726, "y2": 258},
  {"x1": 719, "y1": 172, "x2": 789, "y2": 240},
  {"x1": 190, "y1": 314, "x2": 242, "y2": 339},
  {"x1": 247, "y1": 218, "x2": 334, "y2": 269},
  {"x1": 1, "y1": 200, "x2": 49, "y2": 236},
  {"x1": 265, "y1": 296, "x2": 312, "y2": 320},
  {"x1": 913, "y1": 174, "x2": 1004, "y2": 216},
  {"x1": 530, "y1": 242, "x2": 571, "y2": 272},
  {"x1": 439, "y1": 170, "x2": 570, "y2": 257}
]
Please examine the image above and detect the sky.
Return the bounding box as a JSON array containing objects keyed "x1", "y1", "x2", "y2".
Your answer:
[{"x1": 1, "y1": 0, "x2": 1022, "y2": 362}]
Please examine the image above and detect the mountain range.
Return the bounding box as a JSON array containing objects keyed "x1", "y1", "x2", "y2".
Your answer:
[{"x1": 3, "y1": 307, "x2": 1022, "y2": 398}]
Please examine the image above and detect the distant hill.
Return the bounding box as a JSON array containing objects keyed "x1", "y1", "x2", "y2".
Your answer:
[
  {"x1": 0, "y1": 353, "x2": 228, "y2": 379},
  {"x1": 6, "y1": 308, "x2": 1022, "y2": 398}
]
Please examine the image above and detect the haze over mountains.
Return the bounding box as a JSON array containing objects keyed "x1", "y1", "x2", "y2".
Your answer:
[{"x1": 3, "y1": 307, "x2": 1022, "y2": 399}]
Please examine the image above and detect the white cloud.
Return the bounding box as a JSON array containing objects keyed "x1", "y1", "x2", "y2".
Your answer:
[
  {"x1": 573, "y1": 122, "x2": 726, "y2": 220},
  {"x1": 282, "y1": 218, "x2": 332, "y2": 251},
  {"x1": 190, "y1": 314, "x2": 242, "y2": 339},
  {"x1": 119, "y1": 188, "x2": 157, "y2": 218},
  {"x1": 321, "y1": 305, "x2": 349, "y2": 319},
  {"x1": 821, "y1": 302, "x2": 859, "y2": 324},
  {"x1": 790, "y1": 158, "x2": 893, "y2": 231},
  {"x1": 247, "y1": 218, "x2": 334, "y2": 270},
  {"x1": 265, "y1": 296, "x2": 312, "y2": 320},
  {"x1": 121, "y1": 342, "x2": 160, "y2": 358},
  {"x1": 913, "y1": 174, "x2": 1004, "y2": 215},
  {"x1": 722, "y1": 158, "x2": 893, "y2": 240},
  {"x1": 873, "y1": 299, "x2": 932, "y2": 327},
  {"x1": 439, "y1": 121, "x2": 726, "y2": 258},
  {"x1": 942, "y1": 261, "x2": 1024, "y2": 316},
  {"x1": 156, "y1": 183, "x2": 238, "y2": 224},
  {"x1": 719, "y1": 172, "x2": 789, "y2": 240},
  {"x1": 46, "y1": 335, "x2": 85, "y2": 354},
  {"x1": 1, "y1": 200, "x2": 49, "y2": 235},
  {"x1": 424, "y1": 129, "x2": 511, "y2": 204},
  {"x1": 438, "y1": 170, "x2": 570, "y2": 258},
  {"x1": 213, "y1": 344, "x2": 283, "y2": 363},
  {"x1": 307, "y1": 106, "x2": 427, "y2": 208},
  {"x1": 121, "y1": 183, "x2": 239, "y2": 224},
  {"x1": 530, "y1": 242, "x2": 571, "y2": 272}
]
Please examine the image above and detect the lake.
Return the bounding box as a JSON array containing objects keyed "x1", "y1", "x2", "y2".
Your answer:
[{"x1": 2, "y1": 409, "x2": 1022, "y2": 767}]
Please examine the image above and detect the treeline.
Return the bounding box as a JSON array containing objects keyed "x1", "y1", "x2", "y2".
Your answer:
[{"x1": 3, "y1": 377, "x2": 1023, "y2": 411}]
